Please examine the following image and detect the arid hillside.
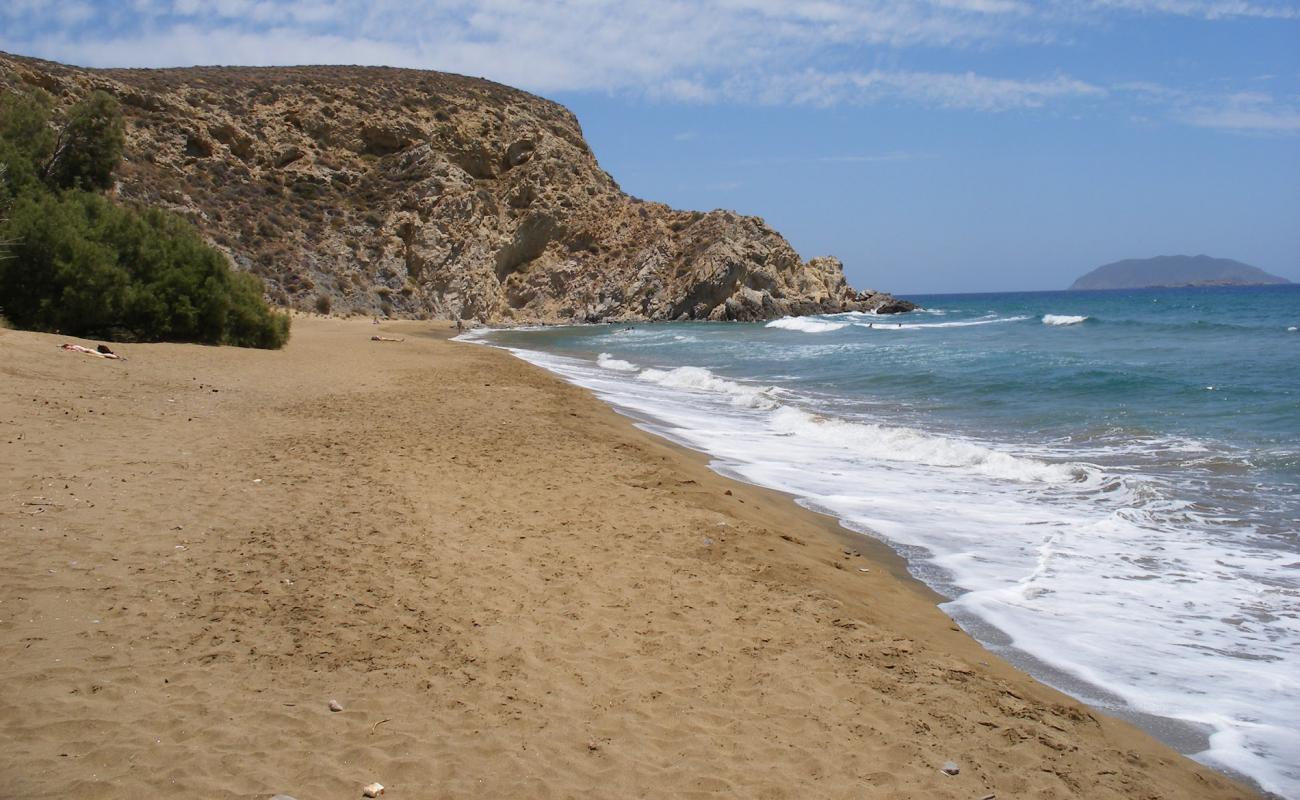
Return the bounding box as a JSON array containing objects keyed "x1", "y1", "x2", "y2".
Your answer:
[{"x1": 0, "y1": 53, "x2": 914, "y2": 323}]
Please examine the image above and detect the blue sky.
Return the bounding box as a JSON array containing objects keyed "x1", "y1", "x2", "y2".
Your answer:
[{"x1": 3, "y1": 1, "x2": 1297, "y2": 293}]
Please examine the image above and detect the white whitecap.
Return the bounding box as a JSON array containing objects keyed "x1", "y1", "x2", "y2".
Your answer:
[
  {"x1": 474, "y1": 335, "x2": 1300, "y2": 799},
  {"x1": 767, "y1": 407, "x2": 1090, "y2": 484},
  {"x1": 637, "y1": 366, "x2": 783, "y2": 410},
  {"x1": 766, "y1": 317, "x2": 849, "y2": 333},
  {"x1": 856, "y1": 315, "x2": 1030, "y2": 330},
  {"x1": 1043, "y1": 314, "x2": 1089, "y2": 326},
  {"x1": 596, "y1": 352, "x2": 639, "y2": 372}
]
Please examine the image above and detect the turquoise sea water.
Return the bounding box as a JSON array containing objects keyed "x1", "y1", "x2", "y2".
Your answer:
[{"x1": 471, "y1": 285, "x2": 1300, "y2": 797}]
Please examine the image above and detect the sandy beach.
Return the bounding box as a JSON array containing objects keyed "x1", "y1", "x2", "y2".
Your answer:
[{"x1": 0, "y1": 316, "x2": 1259, "y2": 799}]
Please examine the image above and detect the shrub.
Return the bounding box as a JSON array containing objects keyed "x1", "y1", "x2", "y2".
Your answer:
[
  {"x1": 0, "y1": 190, "x2": 289, "y2": 347},
  {"x1": 0, "y1": 88, "x2": 288, "y2": 348}
]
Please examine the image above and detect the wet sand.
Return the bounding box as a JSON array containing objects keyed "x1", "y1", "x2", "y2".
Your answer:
[{"x1": 0, "y1": 316, "x2": 1258, "y2": 798}]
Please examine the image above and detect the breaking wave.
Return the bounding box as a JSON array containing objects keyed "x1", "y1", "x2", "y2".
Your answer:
[{"x1": 765, "y1": 317, "x2": 849, "y2": 333}]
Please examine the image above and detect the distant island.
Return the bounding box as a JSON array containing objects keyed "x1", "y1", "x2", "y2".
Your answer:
[{"x1": 1069, "y1": 255, "x2": 1292, "y2": 290}]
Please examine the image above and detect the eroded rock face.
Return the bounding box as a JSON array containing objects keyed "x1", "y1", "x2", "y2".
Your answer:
[{"x1": 0, "y1": 53, "x2": 916, "y2": 323}]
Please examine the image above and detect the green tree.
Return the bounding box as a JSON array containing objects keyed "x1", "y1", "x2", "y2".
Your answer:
[
  {"x1": 0, "y1": 190, "x2": 289, "y2": 347},
  {"x1": 0, "y1": 90, "x2": 55, "y2": 203},
  {"x1": 43, "y1": 90, "x2": 124, "y2": 192},
  {"x1": 0, "y1": 191, "x2": 129, "y2": 334},
  {"x1": 0, "y1": 87, "x2": 289, "y2": 348}
]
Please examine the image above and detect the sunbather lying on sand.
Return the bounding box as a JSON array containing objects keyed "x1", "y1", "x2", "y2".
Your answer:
[{"x1": 60, "y1": 343, "x2": 121, "y2": 359}]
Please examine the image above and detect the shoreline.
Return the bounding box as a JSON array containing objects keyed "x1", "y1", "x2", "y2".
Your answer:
[
  {"x1": 0, "y1": 316, "x2": 1261, "y2": 798},
  {"x1": 470, "y1": 330, "x2": 1264, "y2": 791}
]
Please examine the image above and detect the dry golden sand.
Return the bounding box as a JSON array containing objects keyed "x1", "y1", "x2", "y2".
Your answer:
[{"x1": 0, "y1": 317, "x2": 1258, "y2": 799}]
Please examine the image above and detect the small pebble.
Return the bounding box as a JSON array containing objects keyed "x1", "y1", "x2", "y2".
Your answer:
[
  {"x1": 328, "y1": 699, "x2": 344, "y2": 712},
  {"x1": 362, "y1": 782, "x2": 385, "y2": 797},
  {"x1": 941, "y1": 760, "x2": 960, "y2": 775}
]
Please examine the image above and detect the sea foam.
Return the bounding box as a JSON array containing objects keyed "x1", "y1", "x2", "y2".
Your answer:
[
  {"x1": 1043, "y1": 314, "x2": 1089, "y2": 325},
  {"x1": 473, "y1": 288, "x2": 1300, "y2": 798},
  {"x1": 858, "y1": 315, "x2": 1030, "y2": 330},
  {"x1": 596, "y1": 352, "x2": 639, "y2": 371},
  {"x1": 765, "y1": 407, "x2": 1091, "y2": 484},
  {"x1": 485, "y1": 342, "x2": 1300, "y2": 799},
  {"x1": 637, "y1": 365, "x2": 784, "y2": 410},
  {"x1": 765, "y1": 317, "x2": 848, "y2": 333}
]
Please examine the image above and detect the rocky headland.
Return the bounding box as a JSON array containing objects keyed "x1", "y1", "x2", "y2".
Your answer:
[{"x1": 0, "y1": 53, "x2": 915, "y2": 324}]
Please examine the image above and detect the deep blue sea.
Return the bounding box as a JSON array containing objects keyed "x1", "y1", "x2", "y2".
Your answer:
[{"x1": 469, "y1": 285, "x2": 1300, "y2": 797}]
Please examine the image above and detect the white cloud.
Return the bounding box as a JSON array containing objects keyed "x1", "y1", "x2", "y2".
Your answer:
[
  {"x1": 817, "y1": 151, "x2": 939, "y2": 163},
  {"x1": 656, "y1": 79, "x2": 717, "y2": 104},
  {"x1": 56, "y1": 2, "x2": 96, "y2": 26},
  {"x1": 729, "y1": 68, "x2": 1105, "y2": 110},
  {"x1": 2, "y1": 1, "x2": 1082, "y2": 99},
  {"x1": 1, "y1": 1, "x2": 1050, "y2": 74},
  {"x1": 1118, "y1": 83, "x2": 1300, "y2": 133},
  {"x1": 12, "y1": 26, "x2": 416, "y2": 71},
  {"x1": 0, "y1": 0, "x2": 1293, "y2": 132},
  {"x1": 1184, "y1": 91, "x2": 1300, "y2": 132},
  {"x1": 1077, "y1": 0, "x2": 1299, "y2": 19},
  {"x1": 734, "y1": 150, "x2": 939, "y2": 167},
  {"x1": 0, "y1": 0, "x2": 52, "y2": 19}
]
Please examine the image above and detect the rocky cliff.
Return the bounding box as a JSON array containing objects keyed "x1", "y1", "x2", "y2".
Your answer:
[{"x1": 0, "y1": 53, "x2": 914, "y2": 324}]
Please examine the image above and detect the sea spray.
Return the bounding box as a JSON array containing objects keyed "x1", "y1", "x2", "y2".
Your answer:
[
  {"x1": 1042, "y1": 314, "x2": 1090, "y2": 325},
  {"x1": 765, "y1": 317, "x2": 850, "y2": 333},
  {"x1": 596, "y1": 352, "x2": 639, "y2": 371}
]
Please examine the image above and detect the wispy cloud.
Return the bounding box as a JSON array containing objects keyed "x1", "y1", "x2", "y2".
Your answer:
[
  {"x1": 816, "y1": 151, "x2": 940, "y2": 163},
  {"x1": 4, "y1": 0, "x2": 1295, "y2": 67},
  {"x1": 0, "y1": 0, "x2": 1295, "y2": 131},
  {"x1": 2, "y1": 1, "x2": 1045, "y2": 84},
  {"x1": 734, "y1": 151, "x2": 939, "y2": 167},
  {"x1": 1078, "y1": 0, "x2": 1299, "y2": 19},
  {"x1": 1118, "y1": 82, "x2": 1300, "y2": 133},
  {"x1": 733, "y1": 69, "x2": 1105, "y2": 110},
  {"x1": 1184, "y1": 91, "x2": 1300, "y2": 132}
]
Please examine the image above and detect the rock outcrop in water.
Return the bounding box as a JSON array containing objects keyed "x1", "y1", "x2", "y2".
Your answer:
[
  {"x1": 0, "y1": 53, "x2": 915, "y2": 324},
  {"x1": 1070, "y1": 255, "x2": 1291, "y2": 291}
]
